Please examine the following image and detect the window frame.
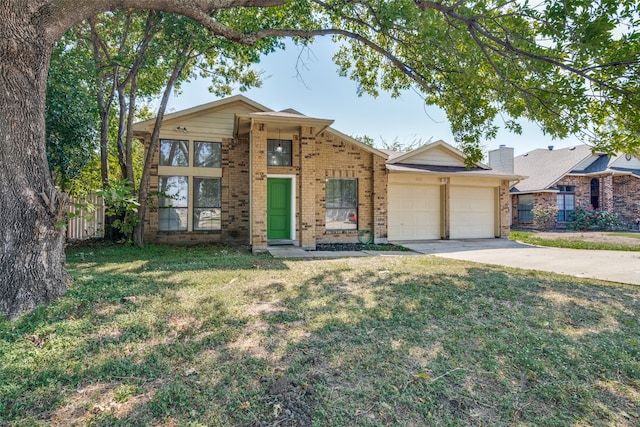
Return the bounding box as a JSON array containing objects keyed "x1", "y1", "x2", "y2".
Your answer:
[
  {"x1": 517, "y1": 194, "x2": 534, "y2": 223},
  {"x1": 267, "y1": 139, "x2": 293, "y2": 166},
  {"x1": 159, "y1": 139, "x2": 189, "y2": 167},
  {"x1": 556, "y1": 185, "x2": 576, "y2": 222},
  {"x1": 158, "y1": 175, "x2": 189, "y2": 231},
  {"x1": 325, "y1": 178, "x2": 358, "y2": 231},
  {"x1": 157, "y1": 139, "x2": 223, "y2": 232},
  {"x1": 590, "y1": 178, "x2": 600, "y2": 209},
  {"x1": 194, "y1": 141, "x2": 222, "y2": 168},
  {"x1": 192, "y1": 177, "x2": 222, "y2": 231}
]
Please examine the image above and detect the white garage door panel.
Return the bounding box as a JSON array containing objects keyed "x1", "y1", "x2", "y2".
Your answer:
[
  {"x1": 388, "y1": 183, "x2": 440, "y2": 240},
  {"x1": 450, "y1": 186, "x2": 495, "y2": 239}
]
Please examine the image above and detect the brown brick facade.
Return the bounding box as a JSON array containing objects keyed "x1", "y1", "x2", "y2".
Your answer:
[
  {"x1": 512, "y1": 174, "x2": 640, "y2": 228},
  {"x1": 142, "y1": 120, "x2": 388, "y2": 250},
  {"x1": 613, "y1": 175, "x2": 640, "y2": 223}
]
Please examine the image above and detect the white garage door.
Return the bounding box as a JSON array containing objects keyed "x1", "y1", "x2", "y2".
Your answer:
[
  {"x1": 388, "y1": 182, "x2": 440, "y2": 240},
  {"x1": 450, "y1": 186, "x2": 495, "y2": 238}
]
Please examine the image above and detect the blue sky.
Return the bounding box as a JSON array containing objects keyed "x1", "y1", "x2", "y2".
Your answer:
[{"x1": 168, "y1": 37, "x2": 581, "y2": 157}]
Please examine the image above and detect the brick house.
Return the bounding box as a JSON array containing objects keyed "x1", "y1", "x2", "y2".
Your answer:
[
  {"x1": 505, "y1": 145, "x2": 640, "y2": 228},
  {"x1": 133, "y1": 95, "x2": 388, "y2": 251},
  {"x1": 133, "y1": 95, "x2": 519, "y2": 251}
]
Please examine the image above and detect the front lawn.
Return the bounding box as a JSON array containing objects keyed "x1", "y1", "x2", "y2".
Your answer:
[
  {"x1": 510, "y1": 231, "x2": 640, "y2": 251},
  {"x1": 1, "y1": 245, "x2": 639, "y2": 426}
]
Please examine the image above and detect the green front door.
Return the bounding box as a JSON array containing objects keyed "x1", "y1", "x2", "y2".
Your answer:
[{"x1": 267, "y1": 178, "x2": 292, "y2": 239}]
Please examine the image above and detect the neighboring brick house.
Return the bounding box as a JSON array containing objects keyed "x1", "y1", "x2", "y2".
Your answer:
[
  {"x1": 506, "y1": 145, "x2": 640, "y2": 228},
  {"x1": 133, "y1": 95, "x2": 520, "y2": 251}
]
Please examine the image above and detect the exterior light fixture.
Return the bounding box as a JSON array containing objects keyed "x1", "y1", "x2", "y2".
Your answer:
[
  {"x1": 276, "y1": 128, "x2": 283, "y2": 152},
  {"x1": 175, "y1": 126, "x2": 188, "y2": 133}
]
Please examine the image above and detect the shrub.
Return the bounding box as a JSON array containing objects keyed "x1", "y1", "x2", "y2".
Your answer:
[
  {"x1": 567, "y1": 206, "x2": 624, "y2": 231},
  {"x1": 97, "y1": 179, "x2": 140, "y2": 242},
  {"x1": 532, "y1": 206, "x2": 558, "y2": 230}
]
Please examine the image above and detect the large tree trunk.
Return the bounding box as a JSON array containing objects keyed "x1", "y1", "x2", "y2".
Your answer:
[{"x1": 0, "y1": 8, "x2": 69, "y2": 320}]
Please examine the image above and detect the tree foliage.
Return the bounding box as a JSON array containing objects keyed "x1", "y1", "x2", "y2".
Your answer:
[
  {"x1": 45, "y1": 36, "x2": 99, "y2": 193},
  {"x1": 2, "y1": 0, "x2": 640, "y2": 319}
]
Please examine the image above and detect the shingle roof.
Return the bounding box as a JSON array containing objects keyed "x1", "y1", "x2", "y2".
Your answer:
[
  {"x1": 512, "y1": 145, "x2": 593, "y2": 193},
  {"x1": 513, "y1": 145, "x2": 640, "y2": 193},
  {"x1": 386, "y1": 163, "x2": 521, "y2": 178}
]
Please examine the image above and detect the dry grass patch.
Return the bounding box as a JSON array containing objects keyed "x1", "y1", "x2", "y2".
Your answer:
[{"x1": 0, "y1": 244, "x2": 638, "y2": 426}]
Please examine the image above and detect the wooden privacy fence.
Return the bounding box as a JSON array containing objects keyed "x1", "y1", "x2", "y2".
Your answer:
[{"x1": 66, "y1": 193, "x2": 105, "y2": 241}]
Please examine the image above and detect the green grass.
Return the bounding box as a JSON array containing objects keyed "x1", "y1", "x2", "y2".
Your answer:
[
  {"x1": 1, "y1": 244, "x2": 639, "y2": 426},
  {"x1": 510, "y1": 231, "x2": 640, "y2": 251}
]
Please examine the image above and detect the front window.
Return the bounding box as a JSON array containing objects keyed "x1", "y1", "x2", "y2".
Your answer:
[
  {"x1": 517, "y1": 194, "x2": 534, "y2": 223},
  {"x1": 158, "y1": 176, "x2": 188, "y2": 231},
  {"x1": 556, "y1": 185, "x2": 575, "y2": 222},
  {"x1": 325, "y1": 179, "x2": 357, "y2": 230},
  {"x1": 267, "y1": 139, "x2": 292, "y2": 166},
  {"x1": 590, "y1": 178, "x2": 600, "y2": 209},
  {"x1": 160, "y1": 139, "x2": 188, "y2": 166},
  {"x1": 193, "y1": 178, "x2": 221, "y2": 230},
  {"x1": 194, "y1": 141, "x2": 222, "y2": 168},
  {"x1": 158, "y1": 139, "x2": 222, "y2": 232}
]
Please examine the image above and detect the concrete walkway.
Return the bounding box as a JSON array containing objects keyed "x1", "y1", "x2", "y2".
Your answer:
[
  {"x1": 267, "y1": 245, "x2": 416, "y2": 259},
  {"x1": 400, "y1": 239, "x2": 640, "y2": 286},
  {"x1": 268, "y1": 240, "x2": 640, "y2": 286}
]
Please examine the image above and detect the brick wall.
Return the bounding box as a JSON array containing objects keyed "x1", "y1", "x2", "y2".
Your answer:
[
  {"x1": 511, "y1": 174, "x2": 640, "y2": 229},
  {"x1": 499, "y1": 180, "x2": 510, "y2": 237},
  {"x1": 250, "y1": 122, "x2": 268, "y2": 251},
  {"x1": 142, "y1": 119, "x2": 387, "y2": 249},
  {"x1": 314, "y1": 131, "x2": 386, "y2": 245},
  {"x1": 613, "y1": 175, "x2": 640, "y2": 223}
]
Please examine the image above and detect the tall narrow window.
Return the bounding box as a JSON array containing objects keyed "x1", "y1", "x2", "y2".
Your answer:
[
  {"x1": 325, "y1": 179, "x2": 357, "y2": 230},
  {"x1": 517, "y1": 194, "x2": 534, "y2": 223},
  {"x1": 267, "y1": 139, "x2": 292, "y2": 166},
  {"x1": 556, "y1": 185, "x2": 575, "y2": 222},
  {"x1": 590, "y1": 178, "x2": 600, "y2": 209},
  {"x1": 159, "y1": 139, "x2": 188, "y2": 166},
  {"x1": 193, "y1": 178, "x2": 221, "y2": 230},
  {"x1": 158, "y1": 176, "x2": 188, "y2": 231}
]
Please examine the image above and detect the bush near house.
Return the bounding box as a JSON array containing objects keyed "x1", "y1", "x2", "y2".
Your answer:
[
  {"x1": 567, "y1": 206, "x2": 624, "y2": 231},
  {"x1": 532, "y1": 206, "x2": 558, "y2": 230}
]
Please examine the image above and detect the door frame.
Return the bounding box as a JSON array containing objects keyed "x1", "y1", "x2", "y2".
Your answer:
[{"x1": 267, "y1": 174, "x2": 296, "y2": 241}]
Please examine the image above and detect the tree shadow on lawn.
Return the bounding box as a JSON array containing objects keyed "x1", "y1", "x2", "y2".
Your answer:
[{"x1": 1, "y1": 255, "x2": 638, "y2": 426}]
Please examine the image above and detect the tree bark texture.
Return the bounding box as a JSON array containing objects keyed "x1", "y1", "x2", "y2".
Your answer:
[{"x1": 0, "y1": 4, "x2": 69, "y2": 319}]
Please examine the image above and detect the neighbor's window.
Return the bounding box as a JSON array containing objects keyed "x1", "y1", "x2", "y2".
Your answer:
[
  {"x1": 194, "y1": 141, "x2": 222, "y2": 168},
  {"x1": 267, "y1": 139, "x2": 292, "y2": 166},
  {"x1": 193, "y1": 178, "x2": 222, "y2": 230},
  {"x1": 158, "y1": 176, "x2": 188, "y2": 231},
  {"x1": 556, "y1": 185, "x2": 575, "y2": 222},
  {"x1": 159, "y1": 139, "x2": 188, "y2": 166},
  {"x1": 590, "y1": 178, "x2": 600, "y2": 209},
  {"x1": 325, "y1": 178, "x2": 357, "y2": 230},
  {"x1": 517, "y1": 194, "x2": 534, "y2": 223}
]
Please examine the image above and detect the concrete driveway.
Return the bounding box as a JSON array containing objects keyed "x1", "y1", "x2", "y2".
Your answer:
[{"x1": 398, "y1": 239, "x2": 640, "y2": 286}]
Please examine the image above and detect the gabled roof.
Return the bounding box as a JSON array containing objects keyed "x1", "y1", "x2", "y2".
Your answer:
[
  {"x1": 132, "y1": 94, "x2": 270, "y2": 133},
  {"x1": 512, "y1": 145, "x2": 640, "y2": 194},
  {"x1": 133, "y1": 94, "x2": 388, "y2": 159},
  {"x1": 385, "y1": 139, "x2": 524, "y2": 179},
  {"x1": 387, "y1": 139, "x2": 483, "y2": 167},
  {"x1": 513, "y1": 145, "x2": 593, "y2": 193}
]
